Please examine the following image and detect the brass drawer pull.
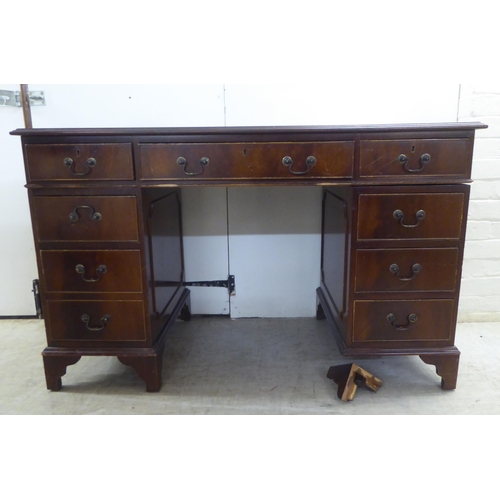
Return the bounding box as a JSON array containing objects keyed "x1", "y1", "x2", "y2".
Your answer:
[
  {"x1": 393, "y1": 209, "x2": 425, "y2": 228},
  {"x1": 389, "y1": 263, "x2": 422, "y2": 281},
  {"x1": 69, "y1": 205, "x2": 102, "y2": 222},
  {"x1": 75, "y1": 264, "x2": 107, "y2": 282},
  {"x1": 386, "y1": 313, "x2": 418, "y2": 330},
  {"x1": 398, "y1": 153, "x2": 431, "y2": 173},
  {"x1": 81, "y1": 313, "x2": 111, "y2": 331},
  {"x1": 177, "y1": 156, "x2": 208, "y2": 176},
  {"x1": 283, "y1": 155, "x2": 317, "y2": 175},
  {"x1": 64, "y1": 157, "x2": 97, "y2": 176}
]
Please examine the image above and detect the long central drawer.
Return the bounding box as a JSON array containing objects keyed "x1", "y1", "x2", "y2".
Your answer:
[{"x1": 139, "y1": 142, "x2": 354, "y2": 180}]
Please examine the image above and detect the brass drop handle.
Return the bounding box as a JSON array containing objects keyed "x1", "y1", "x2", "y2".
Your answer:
[
  {"x1": 386, "y1": 313, "x2": 418, "y2": 330},
  {"x1": 69, "y1": 205, "x2": 102, "y2": 222},
  {"x1": 389, "y1": 263, "x2": 422, "y2": 281},
  {"x1": 75, "y1": 264, "x2": 107, "y2": 282},
  {"x1": 64, "y1": 157, "x2": 97, "y2": 176},
  {"x1": 81, "y1": 313, "x2": 111, "y2": 331},
  {"x1": 393, "y1": 209, "x2": 425, "y2": 228},
  {"x1": 398, "y1": 153, "x2": 431, "y2": 173},
  {"x1": 283, "y1": 155, "x2": 317, "y2": 175},
  {"x1": 177, "y1": 156, "x2": 208, "y2": 176}
]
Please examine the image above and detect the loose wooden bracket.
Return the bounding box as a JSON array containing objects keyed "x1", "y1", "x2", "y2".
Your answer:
[{"x1": 327, "y1": 363, "x2": 383, "y2": 402}]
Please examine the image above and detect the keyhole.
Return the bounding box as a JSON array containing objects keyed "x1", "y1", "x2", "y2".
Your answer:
[
  {"x1": 411, "y1": 145, "x2": 416, "y2": 153},
  {"x1": 76, "y1": 149, "x2": 81, "y2": 157},
  {"x1": 243, "y1": 149, "x2": 247, "y2": 156}
]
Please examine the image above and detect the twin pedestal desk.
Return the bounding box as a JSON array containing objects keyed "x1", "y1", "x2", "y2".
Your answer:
[{"x1": 12, "y1": 122, "x2": 487, "y2": 394}]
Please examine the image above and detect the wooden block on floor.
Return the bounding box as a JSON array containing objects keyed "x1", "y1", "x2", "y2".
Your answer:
[{"x1": 327, "y1": 363, "x2": 383, "y2": 402}]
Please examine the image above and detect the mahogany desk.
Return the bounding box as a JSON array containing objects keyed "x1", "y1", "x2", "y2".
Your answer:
[{"x1": 11, "y1": 122, "x2": 487, "y2": 392}]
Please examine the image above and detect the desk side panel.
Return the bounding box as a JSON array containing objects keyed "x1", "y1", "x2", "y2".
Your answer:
[
  {"x1": 320, "y1": 187, "x2": 352, "y2": 344},
  {"x1": 142, "y1": 188, "x2": 187, "y2": 344}
]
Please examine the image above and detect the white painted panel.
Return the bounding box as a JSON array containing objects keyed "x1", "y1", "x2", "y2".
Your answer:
[
  {"x1": 225, "y1": 84, "x2": 460, "y2": 126},
  {"x1": 30, "y1": 84, "x2": 225, "y2": 127},
  {"x1": 182, "y1": 188, "x2": 229, "y2": 315},
  {"x1": 228, "y1": 187, "x2": 322, "y2": 318},
  {"x1": 0, "y1": 84, "x2": 39, "y2": 315}
]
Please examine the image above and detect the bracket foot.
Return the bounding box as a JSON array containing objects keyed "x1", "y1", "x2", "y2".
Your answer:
[{"x1": 420, "y1": 352, "x2": 460, "y2": 390}]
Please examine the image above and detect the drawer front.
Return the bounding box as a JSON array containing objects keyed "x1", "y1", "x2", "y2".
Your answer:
[
  {"x1": 46, "y1": 300, "x2": 147, "y2": 342},
  {"x1": 354, "y1": 248, "x2": 459, "y2": 293},
  {"x1": 140, "y1": 142, "x2": 354, "y2": 180},
  {"x1": 26, "y1": 144, "x2": 134, "y2": 181},
  {"x1": 359, "y1": 139, "x2": 469, "y2": 178},
  {"x1": 357, "y1": 193, "x2": 465, "y2": 241},
  {"x1": 41, "y1": 250, "x2": 143, "y2": 292},
  {"x1": 34, "y1": 196, "x2": 139, "y2": 242},
  {"x1": 352, "y1": 299, "x2": 455, "y2": 343}
]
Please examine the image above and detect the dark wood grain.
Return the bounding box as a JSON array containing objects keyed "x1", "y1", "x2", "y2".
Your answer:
[
  {"x1": 357, "y1": 192, "x2": 465, "y2": 241},
  {"x1": 25, "y1": 143, "x2": 134, "y2": 181},
  {"x1": 12, "y1": 122, "x2": 486, "y2": 392},
  {"x1": 10, "y1": 122, "x2": 488, "y2": 138},
  {"x1": 140, "y1": 141, "x2": 354, "y2": 180},
  {"x1": 41, "y1": 249, "x2": 143, "y2": 292},
  {"x1": 359, "y1": 139, "x2": 470, "y2": 178},
  {"x1": 351, "y1": 299, "x2": 455, "y2": 344},
  {"x1": 354, "y1": 248, "x2": 459, "y2": 293},
  {"x1": 420, "y1": 352, "x2": 460, "y2": 390},
  {"x1": 45, "y1": 299, "x2": 147, "y2": 343},
  {"x1": 34, "y1": 196, "x2": 139, "y2": 242}
]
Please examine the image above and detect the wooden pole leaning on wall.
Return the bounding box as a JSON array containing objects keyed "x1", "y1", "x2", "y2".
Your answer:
[{"x1": 20, "y1": 84, "x2": 33, "y2": 128}]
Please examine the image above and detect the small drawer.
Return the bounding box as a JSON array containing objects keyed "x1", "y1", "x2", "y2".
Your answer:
[
  {"x1": 354, "y1": 248, "x2": 459, "y2": 293},
  {"x1": 33, "y1": 196, "x2": 139, "y2": 242},
  {"x1": 45, "y1": 300, "x2": 147, "y2": 342},
  {"x1": 140, "y1": 142, "x2": 354, "y2": 180},
  {"x1": 41, "y1": 250, "x2": 143, "y2": 293},
  {"x1": 352, "y1": 299, "x2": 455, "y2": 343},
  {"x1": 25, "y1": 143, "x2": 134, "y2": 181},
  {"x1": 359, "y1": 139, "x2": 470, "y2": 178},
  {"x1": 357, "y1": 192, "x2": 465, "y2": 241}
]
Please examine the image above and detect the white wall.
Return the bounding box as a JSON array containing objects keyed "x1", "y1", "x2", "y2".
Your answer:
[
  {"x1": 0, "y1": 84, "x2": 39, "y2": 316},
  {"x1": 224, "y1": 84, "x2": 460, "y2": 126},
  {"x1": 458, "y1": 85, "x2": 500, "y2": 322}
]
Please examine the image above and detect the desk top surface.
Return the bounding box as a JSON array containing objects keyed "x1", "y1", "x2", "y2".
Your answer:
[{"x1": 11, "y1": 122, "x2": 488, "y2": 137}]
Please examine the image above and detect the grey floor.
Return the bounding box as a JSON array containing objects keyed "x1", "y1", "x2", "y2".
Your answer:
[{"x1": 0, "y1": 316, "x2": 499, "y2": 414}]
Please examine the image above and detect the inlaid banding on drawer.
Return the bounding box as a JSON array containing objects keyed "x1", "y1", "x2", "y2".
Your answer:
[
  {"x1": 359, "y1": 139, "x2": 470, "y2": 178},
  {"x1": 46, "y1": 300, "x2": 147, "y2": 342},
  {"x1": 139, "y1": 142, "x2": 354, "y2": 180},
  {"x1": 34, "y1": 196, "x2": 139, "y2": 242},
  {"x1": 357, "y1": 193, "x2": 465, "y2": 241},
  {"x1": 25, "y1": 143, "x2": 134, "y2": 181},
  {"x1": 352, "y1": 299, "x2": 455, "y2": 343},
  {"x1": 41, "y1": 250, "x2": 143, "y2": 292},
  {"x1": 354, "y1": 248, "x2": 459, "y2": 293}
]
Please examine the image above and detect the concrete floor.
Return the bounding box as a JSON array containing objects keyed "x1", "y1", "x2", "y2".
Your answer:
[{"x1": 0, "y1": 317, "x2": 499, "y2": 414}]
